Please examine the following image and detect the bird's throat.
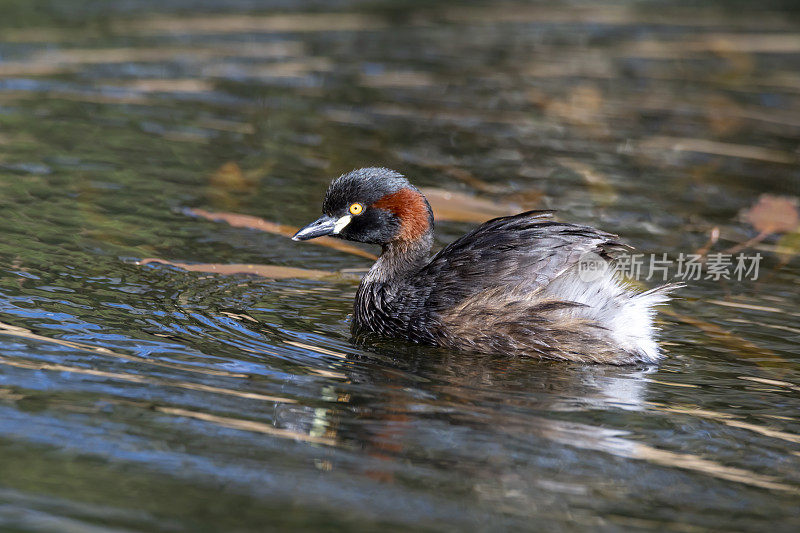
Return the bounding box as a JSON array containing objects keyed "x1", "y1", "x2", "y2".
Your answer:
[{"x1": 363, "y1": 232, "x2": 433, "y2": 285}]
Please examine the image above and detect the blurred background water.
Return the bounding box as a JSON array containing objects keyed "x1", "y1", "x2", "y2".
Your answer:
[{"x1": 0, "y1": 0, "x2": 799, "y2": 531}]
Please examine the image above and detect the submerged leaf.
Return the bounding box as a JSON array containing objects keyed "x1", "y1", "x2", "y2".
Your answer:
[
  {"x1": 663, "y1": 309, "x2": 784, "y2": 365},
  {"x1": 640, "y1": 137, "x2": 797, "y2": 165},
  {"x1": 558, "y1": 159, "x2": 618, "y2": 205},
  {"x1": 209, "y1": 162, "x2": 253, "y2": 191},
  {"x1": 775, "y1": 229, "x2": 800, "y2": 263}
]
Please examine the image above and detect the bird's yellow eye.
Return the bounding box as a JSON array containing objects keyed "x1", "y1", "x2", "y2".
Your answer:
[{"x1": 349, "y1": 203, "x2": 364, "y2": 215}]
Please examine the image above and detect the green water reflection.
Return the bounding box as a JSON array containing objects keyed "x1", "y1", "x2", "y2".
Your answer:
[{"x1": 0, "y1": 1, "x2": 799, "y2": 531}]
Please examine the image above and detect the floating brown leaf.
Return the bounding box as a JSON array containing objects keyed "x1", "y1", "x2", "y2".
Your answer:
[
  {"x1": 139, "y1": 258, "x2": 359, "y2": 281},
  {"x1": 187, "y1": 208, "x2": 377, "y2": 260},
  {"x1": 742, "y1": 194, "x2": 800, "y2": 234},
  {"x1": 420, "y1": 187, "x2": 519, "y2": 223},
  {"x1": 188, "y1": 188, "x2": 525, "y2": 257}
]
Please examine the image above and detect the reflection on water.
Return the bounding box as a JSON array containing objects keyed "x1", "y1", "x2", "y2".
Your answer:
[{"x1": 0, "y1": 0, "x2": 799, "y2": 530}]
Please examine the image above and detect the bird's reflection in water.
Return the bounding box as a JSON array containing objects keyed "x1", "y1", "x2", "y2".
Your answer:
[{"x1": 273, "y1": 335, "x2": 656, "y2": 504}]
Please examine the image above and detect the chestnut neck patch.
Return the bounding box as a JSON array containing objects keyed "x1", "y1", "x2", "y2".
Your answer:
[{"x1": 373, "y1": 188, "x2": 431, "y2": 242}]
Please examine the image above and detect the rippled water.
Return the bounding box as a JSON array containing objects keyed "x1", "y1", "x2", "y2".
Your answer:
[{"x1": 1, "y1": 1, "x2": 799, "y2": 531}]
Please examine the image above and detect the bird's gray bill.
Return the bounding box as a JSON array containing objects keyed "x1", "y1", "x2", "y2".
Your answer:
[{"x1": 292, "y1": 215, "x2": 337, "y2": 241}]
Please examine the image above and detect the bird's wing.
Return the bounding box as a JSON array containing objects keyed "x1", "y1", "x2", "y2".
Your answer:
[{"x1": 412, "y1": 210, "x2": 625, "y2": 312}]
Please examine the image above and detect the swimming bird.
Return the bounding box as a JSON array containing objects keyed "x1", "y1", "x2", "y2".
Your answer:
[{"x1": 293, "y1": 168, "x2": 678, "y2": 364}]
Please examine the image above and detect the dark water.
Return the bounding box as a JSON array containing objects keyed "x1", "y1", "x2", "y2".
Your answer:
[{"x1": 1, "y1": 1, "x2": 799, "y2": 531}]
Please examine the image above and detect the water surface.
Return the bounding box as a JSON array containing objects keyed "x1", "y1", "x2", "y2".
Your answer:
[{"x1": 0, "y1": 1, "x2": 799, "y2": 531}]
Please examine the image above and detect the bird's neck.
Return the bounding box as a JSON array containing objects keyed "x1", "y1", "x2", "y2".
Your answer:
[{"x1": 363, "y1": 231, "x2": 433, "y2": 285}]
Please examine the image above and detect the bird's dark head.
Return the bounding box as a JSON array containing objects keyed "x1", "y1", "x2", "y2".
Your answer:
[{"x1": 293, "y1": 168, "x2": 433, "y2": 245}]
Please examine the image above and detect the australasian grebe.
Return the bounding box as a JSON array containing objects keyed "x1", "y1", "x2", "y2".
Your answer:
[{"x1": 293, "y1": 168, "x2": 678, "y2": 364}]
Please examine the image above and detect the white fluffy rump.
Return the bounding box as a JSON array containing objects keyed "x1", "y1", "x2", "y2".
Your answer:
[{"x1": 542, "y1": 268, "x2": 679, "y2": 362}]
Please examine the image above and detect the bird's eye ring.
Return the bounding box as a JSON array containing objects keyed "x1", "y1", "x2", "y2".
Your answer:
[{"x1": 349, "y1": 203, "x2": 364, "y2": 215}]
